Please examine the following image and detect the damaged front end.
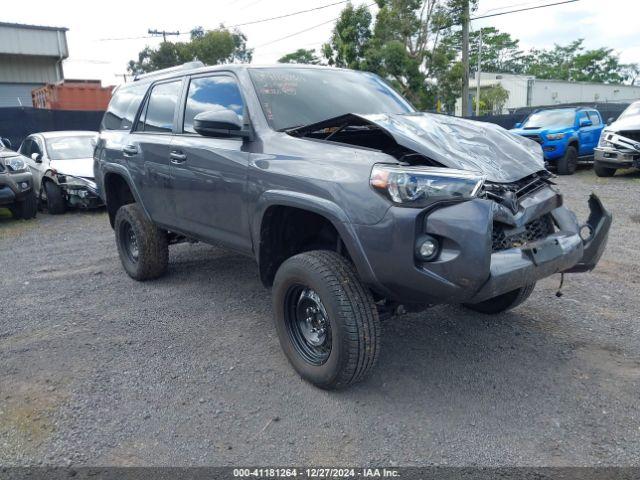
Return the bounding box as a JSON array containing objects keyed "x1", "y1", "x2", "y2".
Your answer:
[
  {"x1": 595, "y1": 131, "x2": 640, "y2": 170},
  {"x1": 55, "y1": 173, "x2": 103, "y2": 209},
  {"x1": 288, "y1": 112, "x2": 612, "y2": 304}
]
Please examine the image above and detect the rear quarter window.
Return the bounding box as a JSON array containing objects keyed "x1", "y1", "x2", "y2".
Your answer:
[{"x1": 101, "y1": 82, "x2": 149, "y2": 131}]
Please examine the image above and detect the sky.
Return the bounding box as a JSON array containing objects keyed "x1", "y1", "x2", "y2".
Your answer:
[{"x1": 3, "y1": 0, "x2": 640, "y2": 86}]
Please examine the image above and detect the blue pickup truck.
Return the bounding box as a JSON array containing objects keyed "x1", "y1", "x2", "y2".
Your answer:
[{"x1": 510, "y1": 107, "x2": 605, "y2": 175}]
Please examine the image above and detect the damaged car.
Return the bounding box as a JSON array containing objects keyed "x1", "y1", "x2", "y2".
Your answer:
[
  {"x1": 594, "y1": 100, "x2": 640, "y2": 177},
  {"x1": 95, "y1": 64, "x2": 612, "y2": 390},
  {"x1": 1, "y1": 142, "x2": 37, "y2": 220},
  {"x1": 20, "y1": 131, "x2": 102, "y2": 214}
]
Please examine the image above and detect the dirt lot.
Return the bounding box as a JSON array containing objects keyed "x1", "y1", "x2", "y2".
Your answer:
[{"x1": 1, "y1": 169, "x2": 639, "y2": 467}]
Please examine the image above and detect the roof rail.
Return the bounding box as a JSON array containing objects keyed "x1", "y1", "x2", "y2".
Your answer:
[{"x1": 133, "y1": 61, "x2": 205, "y2": 81}]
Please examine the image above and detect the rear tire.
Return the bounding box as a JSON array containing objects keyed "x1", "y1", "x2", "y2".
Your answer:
[
  {"x1": 10, "y1": 193, "x2": 37, "y2": 220},
  {"x1": 463, "y1": 283, "x2": 536, "y2": 314},
  {"x1": 114, "y1": 203, "x2": 168, "y2": 281},
  {"x1": 273, "y1": 250, "x2": 380, "y2": 390},
  {"x1": 594, "y1": 163, "x2": 616, "y2": 177},
  {"x1": 44, "y1": 181, "x2": 66, "y2": 215},
  {"x1": 557, "y1": 145, "x2": 578, "y2": 175}
]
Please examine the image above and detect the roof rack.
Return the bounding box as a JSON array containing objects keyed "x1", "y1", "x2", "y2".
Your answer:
[{"x1": 134, "y1": 61, "x2": 205, "y2": 82}]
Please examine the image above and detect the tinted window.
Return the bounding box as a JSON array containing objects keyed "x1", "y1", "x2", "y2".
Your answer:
[
  {"x1": 102, "y1": 82, "x2": 148, "y2": 131},
  {"x1": 19, "y1": 139, "x2": 32, "y2": 156},
  {"x1": 138, "y1": 80, "x2": 181, "y2": 133},
  {"x1": 183, "y1": 76, "x2": 244, "y2": 133},
  {"x1": 588, "y1": 111, "x2": 601, "y2": 126},
  {"x1": 249, "y1": 68, "x2": 414, "y2": 131}
]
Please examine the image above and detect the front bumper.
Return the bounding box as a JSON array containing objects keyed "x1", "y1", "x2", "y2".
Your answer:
[
  {"x1": 354, "y1": 188, "x2": 611, "y2": 305},
  {"x1": 0, "y1": 172, "x2": 33, "y2": 206},
  {"x1": 594, "y1": 147, "x2": 639, "y2": 169}
]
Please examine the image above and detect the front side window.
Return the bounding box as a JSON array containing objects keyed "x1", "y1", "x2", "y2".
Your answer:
[
  {"x1": 138, "y1": 80, "x2": 182, "y2": 133},
  {"x1": 183, "y1": 76, "x2": 244, "y2": 133},
  {"x1": 588, "y1": 111, "x2": 601, "y2": 126},
  {"x1": 249, "y1": 68, "x2": 414, "y2": 131}
]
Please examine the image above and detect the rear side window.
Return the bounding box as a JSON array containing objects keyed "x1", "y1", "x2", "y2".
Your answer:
[
  {"x1": 101, "y1": 83, "x2": 147, "y2": 131},
  {"x1": 183, "y1": 76, "x2": 244, "y2": 133},
  {"x1": 138, "y1": 80, "x2": 182, "y2": 133}
]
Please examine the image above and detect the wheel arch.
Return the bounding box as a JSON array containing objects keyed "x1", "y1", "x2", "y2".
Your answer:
[
  {"x1": 102, "y1": 168, "x2": 147, "y2": 228},
  {"x1": 253, "y1": 191, "x2": 377, "y2": 289}
]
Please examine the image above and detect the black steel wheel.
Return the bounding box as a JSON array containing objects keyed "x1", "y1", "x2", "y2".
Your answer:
[
  {"x1": 273, "y1": 250, "x2": 380, "y2": 390},
  {"x1": 284, "y1": 285, "x2": 332, "y2": 365}
]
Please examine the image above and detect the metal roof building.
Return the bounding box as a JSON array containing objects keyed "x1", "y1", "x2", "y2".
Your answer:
[{"x1": 0, "y1": 22, "x2": 69, "y2": 107}]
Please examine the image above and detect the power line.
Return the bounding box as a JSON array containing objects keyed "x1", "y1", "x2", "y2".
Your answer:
[
  {"x1": 471, "y1": 0, "x2": 579, "y2": 21},
  {"x1": 254, "y1": 2, "x2": 376, "y2": 49},
  {"x1": 148, "y1": 29, "x2": 181, "y2": 42},
  {"x1": 225, "y1": 0, "x2": 349, "y2": 28}
]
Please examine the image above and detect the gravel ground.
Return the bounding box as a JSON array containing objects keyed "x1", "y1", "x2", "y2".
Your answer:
[{"x1": 1, "y1": 168, "x2": 639, "y2": 467}]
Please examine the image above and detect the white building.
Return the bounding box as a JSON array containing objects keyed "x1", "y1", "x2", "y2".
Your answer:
[{"x1": 455, "y1": 72, "x2": 640, "y2": 116}]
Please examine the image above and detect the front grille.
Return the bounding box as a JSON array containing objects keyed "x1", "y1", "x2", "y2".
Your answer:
[
  {"x1": 492, "y1": 214, "x2": 555, "y2": 252},
  {"x1": 618, "y1": 130, "x2": 640, "y2": 143},
  {"x1": 522, "y1": 134, "x2": 543, "y2": 144}
]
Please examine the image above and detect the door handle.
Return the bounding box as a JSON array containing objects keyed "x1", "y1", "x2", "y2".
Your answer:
[
  {"x1": 170, "y1": 150, "x2": 187, "y2": 164},
  {"x1": 122, "y1": 144, "x2": 138, "y2": 156}
]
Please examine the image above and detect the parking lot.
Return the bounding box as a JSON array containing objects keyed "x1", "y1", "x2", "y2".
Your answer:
[{"x1": 1, "y1": 168, "x2": 639, "y2": 467}]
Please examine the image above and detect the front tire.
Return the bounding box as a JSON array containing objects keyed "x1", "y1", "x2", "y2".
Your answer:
[
  {"x1": 114, "y1": 203, "x2": 168, "y2": 281},
  {"x1": 463, "y1": 283, "x2": 536, "y2": 314},
  {"x1": 557, "y1": 145, "x2": 578, "y2": 175},
  {"x1": 44, "y1": 181, "x2": 66, "y2": 214},
  {"x1": 594, "y1": 163, "x2": 616, "y2": 177},
  {"x1": 273, "y1": 250, "x2": 380, "y2": 390}
]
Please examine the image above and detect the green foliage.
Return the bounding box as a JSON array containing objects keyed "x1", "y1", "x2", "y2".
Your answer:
[
  {"x1": 521, "y1": 40, "x2": 630, "y2": 84},
  {"x1": 278, "y1": 49, "x2": 321, "y2": 65},
  {"x1": 323, "y1": 3, "x2": 372, "y2": 69},
  {"x1": 128, "y1": 27, "x2": 252, "y2": 75},
  {"x1": 473, "y1": 84, "x2": 509, "y2": 115}
]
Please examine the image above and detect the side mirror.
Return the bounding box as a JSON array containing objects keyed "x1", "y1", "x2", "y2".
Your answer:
[
  {"x1": 193, "y1": 110, "x2": 251, "y2": 138},
  {"x1": 579, "y1": 118, "x2": 593, "y2": 128},
  {"x1": 607, "y1": 117, "x2": 614, "y2": 126},
  {"x1": 514, "y1": 122, "x2": 522, "y2": 129},
  {"x1": 31, "y1": 152, "x2": 43, "y2": 163},
  {"x1": 1, "y1": 137, "x2": 11, "y2": 149}
]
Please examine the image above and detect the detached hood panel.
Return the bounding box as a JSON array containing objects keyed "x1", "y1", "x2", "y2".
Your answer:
[
  {"x1": 50, "y1": 158, "x2": 94, "y2": 179},
  {"x1": 358, "y1": 112, "x2": 546, "y2": 183}
]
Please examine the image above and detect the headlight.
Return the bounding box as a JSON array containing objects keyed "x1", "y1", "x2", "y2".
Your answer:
[
  {"x1": 5, "y1": 157, "x2": 27, "y2": 173},
  {"x1": 370, "y1": 165, "x2": 485, "y2": 208},
  {"x1": 60, "y1": 175, "x2": 96, "y2": 189},
  {"x1": 598, "y1": 131, "x2": 613, "y2": 147},
  {"x1": 546, "y1": 133, "x2": 565, "y2": 140}
]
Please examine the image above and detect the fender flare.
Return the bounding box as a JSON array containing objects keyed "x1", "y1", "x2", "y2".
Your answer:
[
  {"x1": 252, "y1": 190, "x2": 380, "y2": 290},
  {"x1": 101, "y1": 163, "x2": 152, "y2": 224}
]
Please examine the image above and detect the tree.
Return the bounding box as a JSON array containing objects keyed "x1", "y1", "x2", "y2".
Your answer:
[
  {"x1": 473, "y1": 84, "x2": 509, "y2": 115},
  {"x1": 520, "y1": 40, "x2": 628, "y2": 84},
  {"x1": 278, "y1": 48, "x2": 321, "y2": 64},
  {"x1": 322, "y1": 0, "x2": 477, "y2": 110},
  {"x1": 322, "y1": 3, "x2": 372, "y2": 69},
  {"x1": 128, "y1": 26, "x2": 252, "y2": 75}
]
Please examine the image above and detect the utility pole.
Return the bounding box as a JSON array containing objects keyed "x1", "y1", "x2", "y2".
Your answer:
[
  {"x1": 460, "y1": 0, "x2": 470, "y2": 117},
  {"x1": 148, "y1": 29, "x2": 180, "y2": 43},
  {"x1": 475, "y1": 28, "x2": 482, "y2": 117}
]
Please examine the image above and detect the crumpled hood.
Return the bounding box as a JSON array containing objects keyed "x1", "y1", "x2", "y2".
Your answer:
[
  {"x1": 50, "y1": 158, "x2": 94, "y2": 179},
  {"x1": 359, "y1": 112, "x2": 546, "y2": 183},
  {"x1": 0, "y1": 149, "x2": 19, "y2": 160},
  {"x1": 607, "y1": 115, "x2": 640, "y2": 133}
]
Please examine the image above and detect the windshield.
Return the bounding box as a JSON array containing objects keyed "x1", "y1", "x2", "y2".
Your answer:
[
  {"x1": 46, "y1": 136, "x2": 95, "y2": 160},
  {"x1": 618, "y1": 102, "x2": 640, "y2": 120},
  {"x1": 522, "y1": 109, "x2": 575, "y2": 129},
  {"x1": 249, "y1": 68, "x2": 414, "y2": 131}
]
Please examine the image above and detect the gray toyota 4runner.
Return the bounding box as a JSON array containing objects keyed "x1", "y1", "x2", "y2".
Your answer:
[{"x1": 95, "y1": 64, "x2": 612, "y2": 389}]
